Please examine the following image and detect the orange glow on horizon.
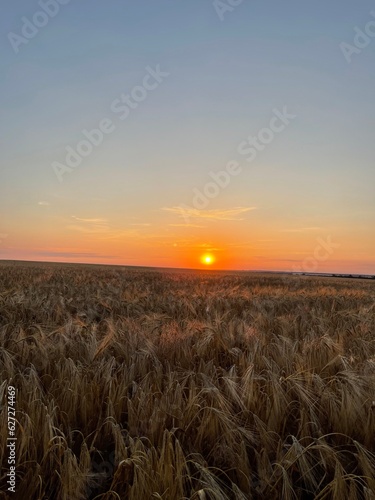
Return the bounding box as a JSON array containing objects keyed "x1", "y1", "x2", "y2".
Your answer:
[{"x1": 2, "y1": 225, "x2": 374, "y2": 274}]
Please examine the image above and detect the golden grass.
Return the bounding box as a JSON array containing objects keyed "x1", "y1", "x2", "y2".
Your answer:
[{"x1": 0, "y1": 261, "x2": 374, "y2": 499}]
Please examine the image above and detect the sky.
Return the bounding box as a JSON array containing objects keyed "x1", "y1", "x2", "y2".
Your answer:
[{"x1": 1, "y1": 0, "x2": 374, "y2": 273}]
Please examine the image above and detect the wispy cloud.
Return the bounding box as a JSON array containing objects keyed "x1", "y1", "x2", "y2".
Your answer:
[
  {"x1": 71, "y1": 216, "x2": 108, "y2": 223},
  {"x1": 169, "y1": 223, "x2": 205, "y2": 228},
  {"x1": 280, "y1": 227, "x2": 322, "y2": 233},
  {"x1": 98, "y1": 229, "x2": 139, "y2": 240},
  {"x1": 34, "y1": 251, "x2": 118, "y2": 259},
  {"x1": 194, "y1": 243, "x2": 221, "y2": 251},
  {"x1": 38, "y1": 201, "x2": 50, "y2": 206},
  {"x1": 66, "y1": 225, "x2": 109, "y2": 234},
  {"x1": 222, "y1": 242, "x2": 254, "y2": 248},
  {"x1": 67, "y1": 216, "x2": 110, "y2": 234},
  {"x1": 162, "y1": 206, "x2": 256, "y2": 221},
  {"x1": 130, "y1": 223, "x2": 151, "y2": 227}
]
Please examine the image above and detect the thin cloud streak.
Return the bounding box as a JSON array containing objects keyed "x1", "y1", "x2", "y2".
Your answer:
[
  {"x1": 66, "y1": 224, "x2": 111, "y2": 234},
  {"x1": 71, "y1": 216, "x2": 108, "y2": 223},
  {"x1": 280, "y1": 227, "x2": 322, "y2": 233},
  {"x1": 66, "y1": 215, "x2": 111, "y2": 234},
  {"x1": 169, "y1": 223, "x2": 205, "y2": 228},
  {"x1": 34, "y1": 251, "x2": 118, "y2": 259},
  {"x1": 162, "y1": 206, "x2": 256, "y2": 221}
]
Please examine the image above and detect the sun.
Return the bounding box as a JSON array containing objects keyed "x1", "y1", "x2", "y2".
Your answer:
[{"x1": 200, "y1": 253, "x2": 215, "y2": 266}]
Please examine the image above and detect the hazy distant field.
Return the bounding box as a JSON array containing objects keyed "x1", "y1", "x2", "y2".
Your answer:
[{"x1": 1, "y1": 261, "x2": 375, "y2": 499}]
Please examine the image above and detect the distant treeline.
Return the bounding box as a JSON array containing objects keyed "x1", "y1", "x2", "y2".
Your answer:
[{"x1": 292, "y1": 272, "x2": 375, "y2": 280}]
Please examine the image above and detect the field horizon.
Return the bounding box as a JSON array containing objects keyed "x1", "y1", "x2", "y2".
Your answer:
[{"x1": 1, "y1": 259, "x2": 374, "y2": 281}]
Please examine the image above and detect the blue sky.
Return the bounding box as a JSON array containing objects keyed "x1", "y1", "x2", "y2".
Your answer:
[{"x1": 1, "y1": 0, "x2": 374, "y2": 272}]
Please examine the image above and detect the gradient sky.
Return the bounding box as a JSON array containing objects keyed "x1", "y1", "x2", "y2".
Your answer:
[{"x1": 1, "y1": 0, "x2": 374, "y2": 272}]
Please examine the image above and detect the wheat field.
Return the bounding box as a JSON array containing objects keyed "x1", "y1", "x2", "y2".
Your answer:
[{"x1": 0, "y1": 261, "x2": 375, "y2": 499}]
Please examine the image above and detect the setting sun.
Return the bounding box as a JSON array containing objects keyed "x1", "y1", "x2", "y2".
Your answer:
[{"x1": 201, "y1": 253, "x2": 215, "y2": 266}]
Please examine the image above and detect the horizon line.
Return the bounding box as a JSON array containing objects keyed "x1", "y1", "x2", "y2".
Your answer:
[{"x1": 0, "y1": 259, "x2": 374, "y2": 279}]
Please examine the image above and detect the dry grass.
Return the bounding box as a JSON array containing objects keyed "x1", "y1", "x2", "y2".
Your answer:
[{"x1": 0, "y1": 261, "x2": 374, "y2": 499}]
